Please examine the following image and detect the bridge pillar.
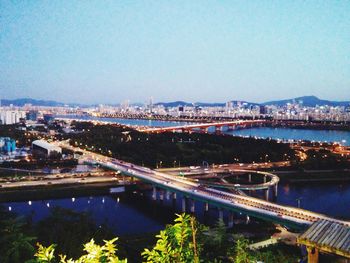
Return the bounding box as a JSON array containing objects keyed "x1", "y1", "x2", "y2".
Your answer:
[
  {"x1": 246, "y1": 215, "x2": 250, "y2": 224},
  {"x1": 190, "y1": 199, "x2": 195, "y2": 213},
  {"x1": 182, "y1": 197, "x2": 186, "y2": 212},
  {"x1": 159, "y1": 190, "x2": 164, "y2": 201},
  {"x1": 263, "y1": 175, "x2": 267, "y2": 183},
  {"x1": 219, "y1": 209, "x2": 224, "y2": 222},
  {"x1": 248, "y1": 173, "x2": 252, "y2": 183},
  {"x1": 274, "y1": 183, "x2": 278, "y2": 197},
  {"x1": 306, "y1": 246, "x2": 319, "y2": 263},
  {"x1": 172, "y1": 192, "x2": 177, "y2": 200},
  {"x1": 204, "y1": 202, "x2": 209, "y2": 212},
  {"x1": 152, "y1": 186, "x2": 157, "y2": 201},
  {"x1": 228, "y1": 212, "x2": 234, "y2": 228},
  {"x1": 166, "y1": 191, "x2": 170, "y2": 200},
  {"x1": 265, "y1": 187, "x2": 270, "y2": 201}
]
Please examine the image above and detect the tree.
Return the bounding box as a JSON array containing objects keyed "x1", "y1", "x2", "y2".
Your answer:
[
  {"x1": 31, "y1": 238, "x2": 127, "y2": 263},
  {"x1": 142, "y1": 213, "x2": 203, "y2": 263},
  {"x1": 0, "y1": 217, "x2": 36, "y2": 263},
  {"x1": 227, "y1": 236, "x2": 256, "y2": 263}
]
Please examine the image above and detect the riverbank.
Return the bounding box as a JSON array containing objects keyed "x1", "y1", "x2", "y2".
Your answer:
[{"x1": 0, "y1": 181, "x2": 137, "y2": 202}]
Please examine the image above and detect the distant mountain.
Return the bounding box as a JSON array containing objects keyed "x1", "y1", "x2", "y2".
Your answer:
[
  {"x1": 155, "y1": 101, "x2": 194, "y2": 107},
  {"x1": 2, "y1": 96, "x2": 349, "y2": 108},
  {"x1": 1, "y1": 98, "x2": 66, "y2": 107},
  {"x1": 263, "y1": 96, "x2": 350, "y2": 107}
]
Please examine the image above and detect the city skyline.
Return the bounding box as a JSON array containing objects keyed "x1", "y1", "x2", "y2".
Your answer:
[{"x1": 1, "y1": 1, "x2": 350, "y2": 104}]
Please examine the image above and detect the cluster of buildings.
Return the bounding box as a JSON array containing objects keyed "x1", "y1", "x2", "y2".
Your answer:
[
  {"x1": 270, "y1": 104, "x2": 350, "y2": 122},
  {"x1": 1, "y1": 99, "x2": 350, "y2": 124},
  {"x1": 91, "y1": 100, "x2": 350, "y2": 122},
  {"x1": 0, "y1": 110, "x2": 26, "y2": 125}
]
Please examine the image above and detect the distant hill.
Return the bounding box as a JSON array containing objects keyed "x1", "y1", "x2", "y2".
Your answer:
[
  {"x1": 155, "y1": 101, "x2": 194, "y2": 107},
  {"x1": 2, "y1": 96, "x2": 349, "y2": 108},
  {"x1": 263, "y1": 96, "x2": 350, "y2": 107},
  {"x1": 1, "y1": 98, "x2": 66, "y2": 107}
]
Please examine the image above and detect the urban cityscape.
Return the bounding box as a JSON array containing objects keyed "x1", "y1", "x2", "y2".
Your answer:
[{"x1": 1, "y1": 1, "x2": 350, "y2": 263}]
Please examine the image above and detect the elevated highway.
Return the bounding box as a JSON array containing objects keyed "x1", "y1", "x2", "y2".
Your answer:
[
  {"x1": 139, "y1": 120, "x2": 267, "y2": 133},
  {"x1": 53, "y1": 140, "x2": 350, "y2": 229}
]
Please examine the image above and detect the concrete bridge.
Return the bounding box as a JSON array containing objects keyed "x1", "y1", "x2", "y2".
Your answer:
[
  {"x1": 139, "y1": 120, "x2": 267, "y2": 133},
  {"x1": 51, "y1": 141, "x2": 349, "y2": 230}
]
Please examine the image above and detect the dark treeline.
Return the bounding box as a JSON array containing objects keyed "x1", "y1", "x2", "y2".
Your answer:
[{"x1": 64, "y1": 122, "x2": 296, "y2": 168}]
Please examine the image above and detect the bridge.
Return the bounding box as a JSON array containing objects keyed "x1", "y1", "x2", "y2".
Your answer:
[
  {"x1": 52, "y1": 140, "x2": 350, "y2": 231},
  {"x1": 139, "y1": 120, "x2": 267, "y2": 133},
  {"x1": 158, "y1": 166, "x2": 280, "y2": 200}
]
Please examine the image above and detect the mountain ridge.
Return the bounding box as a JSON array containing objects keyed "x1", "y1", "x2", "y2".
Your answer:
[{"x1": 1, "y1": 96, "x2": 349, "y2": 108}]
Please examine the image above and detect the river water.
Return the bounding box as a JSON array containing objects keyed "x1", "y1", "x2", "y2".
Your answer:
[
  {"x1": 57, "y1": 115, "x2": 350, "y2": 146},
  {"x1": 2, "y1": 180, "x2": 350, "y2": 236}
]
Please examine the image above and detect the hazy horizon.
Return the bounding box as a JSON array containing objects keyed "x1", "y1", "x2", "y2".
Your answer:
[{"x1": 1, "y1": 1, "x2": 349, "y2": 104}]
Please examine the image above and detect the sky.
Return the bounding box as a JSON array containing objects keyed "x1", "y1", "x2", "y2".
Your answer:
[{"x1": 0, "y1": 1, "x2": 349, "y2": 104}]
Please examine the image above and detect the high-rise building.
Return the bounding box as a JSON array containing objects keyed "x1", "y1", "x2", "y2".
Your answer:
[{"x1": 0, "y1": 110, "x2": 26, "y2": 125}]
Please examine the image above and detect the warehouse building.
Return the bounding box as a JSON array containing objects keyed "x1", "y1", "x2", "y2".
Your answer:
[{"x1": 32, "y1": 140, "x2": 62, "y2": 157}]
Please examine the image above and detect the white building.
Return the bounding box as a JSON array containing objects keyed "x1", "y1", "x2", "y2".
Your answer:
[
  {"x1": 0, "y1": 110, "x2": 26, "y2": 125},
  {"x1": 32, "y1": 140, "x2": 62, "y2": 157}
]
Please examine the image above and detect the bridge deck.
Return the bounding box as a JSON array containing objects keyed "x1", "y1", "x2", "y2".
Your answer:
[{"x1": 298, "y1": 220, "x2": 350, "y2": 259}]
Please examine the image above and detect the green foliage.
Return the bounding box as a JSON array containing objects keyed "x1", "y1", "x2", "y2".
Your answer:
[
  {"x1": 32, "y1": 238, "x2": 127, "y2": 263},
  {"x1": 227, "y1": 237, "x2": 256, "y2": 263},
  {"x1": 142, "y1": 213, "x2": 203, "y2": 263},
  {"x1": 202, "y1": 218, "x2": 231, "y2": 261},
  {"x1": 0, "y1": 214, "x2": 36, "y2": 263},
  {"x1": 66, "y1": 122, "x2": 296, "y2": 168}
]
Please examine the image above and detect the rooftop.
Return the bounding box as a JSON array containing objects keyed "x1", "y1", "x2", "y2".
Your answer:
[{"x1": 298, "y1": 220, "x2": 350, "y2": 259}]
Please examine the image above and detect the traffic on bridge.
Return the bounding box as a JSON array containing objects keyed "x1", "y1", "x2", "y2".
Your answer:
[{"x1": 53, "y1": 140, "x2": 350, "y2": 229}]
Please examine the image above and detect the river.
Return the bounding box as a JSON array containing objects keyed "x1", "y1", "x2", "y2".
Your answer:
[
  {"x1": 57, "y1": 115, "x2": 350, "y2": 145},
  {"x1": 2, "y1": 180, "x2": 350, "y2": 236}
]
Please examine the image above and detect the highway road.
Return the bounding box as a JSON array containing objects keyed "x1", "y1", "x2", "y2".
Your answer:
[
  {"x1": 0, "y1": 171, "x2": 124, "y2": 189},
  {"x1": 53, "y1": 140, "x2": 350, "y2": 228}
]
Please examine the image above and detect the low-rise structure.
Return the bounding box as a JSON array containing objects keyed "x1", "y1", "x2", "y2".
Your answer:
[{"x1": 32, "y1": 140, "x2": 62, "y2": 157}]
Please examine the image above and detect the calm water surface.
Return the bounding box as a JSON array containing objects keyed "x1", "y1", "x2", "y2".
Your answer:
[
  {"x1": 3, "y1": 180, "x2": 350, "y2": 236},
  {"x1": 57, "y1": 115, "x2": 350, "y2": 145}
]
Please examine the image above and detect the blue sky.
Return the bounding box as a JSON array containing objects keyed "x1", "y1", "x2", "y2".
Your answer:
[{"x1": 0, "y1": 1, "x2": 349, "y2": 104}]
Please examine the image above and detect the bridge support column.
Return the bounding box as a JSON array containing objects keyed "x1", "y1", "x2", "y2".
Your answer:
[
  {"x1": 159, "y1": 190, "x2": 164, "y2": 201},
  {"x1": 228, "y1": 212, "x2": 234, "y2": 228},
  {"x1": 166, "y1": 191, "x2": 170, "y2": 200},
  {"x1": 274, "y1": 183, "x2": 278, "y2": 197},
  {"x1": 219, "y1": 209, "x2": 224, "y2": 222},
  {"x1": 263, "y1": 175, "x2": 267, "y2": 183},
  {"x1": 152, "y1": 186, "x2": 157, "y2": 201},
  {"x1": 182, "y1": 197, "x2": 186, "y2": 212},
  {"x1": 172, "y1": 192, "x2": 177, "y2": 200},
  {"x1": 246, "y1": 215, "x2": 250, "y2": 225},
  {"x1": 248, "y1": 173, "x2": 252, "y2": 183},
  {"x1": 190, "y1": 199, "x2": 195, "y2": 213},
  {"x1": 204, "y1": 202, "x2": 209, "y2": 212},
  {"x1": 306, "y1": 246, "x2": 319, "y2": 263},
  {"x1": 265, "y1": 187, "x2": 270, "y2": 201}
]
